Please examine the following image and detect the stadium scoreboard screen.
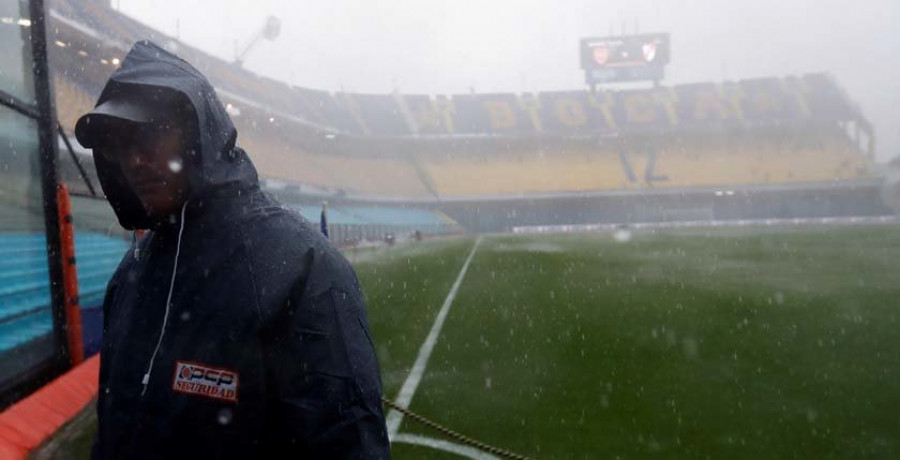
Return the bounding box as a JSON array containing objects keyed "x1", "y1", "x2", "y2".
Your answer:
[{"x1": 580, "y1": 33, "x2": 670, "y2": 84}]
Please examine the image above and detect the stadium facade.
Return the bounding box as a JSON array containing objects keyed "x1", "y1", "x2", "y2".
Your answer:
[{"x1": 48, "y1": 0, "x2": 892, "y2": 237}]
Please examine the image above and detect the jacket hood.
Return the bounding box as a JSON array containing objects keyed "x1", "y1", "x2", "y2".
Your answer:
[{"x1": 86, "y1": 40, "x2": 258, "y2": 230}]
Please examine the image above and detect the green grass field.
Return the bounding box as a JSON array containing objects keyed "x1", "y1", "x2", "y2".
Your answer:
[
  {"x1": 48, "y1": 225, "x2": 900, "y2": 459},
  {"x1": 360, "y1": 226, "x2": 900, "y2": 459}
]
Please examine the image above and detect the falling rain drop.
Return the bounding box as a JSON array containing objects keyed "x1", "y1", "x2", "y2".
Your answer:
[
  {"x1": 217, "y1": 408, "x2": 233, "y2": 425},
  {"x1": 168, "y1": 158, "x2": 183, "y2": 173}
]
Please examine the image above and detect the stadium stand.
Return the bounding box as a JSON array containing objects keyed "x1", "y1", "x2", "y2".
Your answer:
[
  {"x1": 293, "y1": 204, "x2": 457, "y2": 244},
  {"x1": 295, "y1": 205, "x2": 446, "y2": 228},
  {"x1": 0, "y1": 230, "x2": 127, "y2": 356},
  {"x1": 42, "y1": 0, "x2": 887, "y2": 235},
  {"x1": 53, "y1": 76, "x2": 95, "y2": 138},
  {"x1": 45, "y1": 0, "x2": 877, "y2": 200},
  {"x1": 409, "y1": 126, "x2": 868, "y2": 198},
  {"x1": 236, "y1": 127, "x2": 433, "y2": 198}
]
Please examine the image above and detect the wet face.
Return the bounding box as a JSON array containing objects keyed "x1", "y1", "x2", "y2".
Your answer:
[{"x1": 99, "y1": 120, "x2": 191, "y2": 218}]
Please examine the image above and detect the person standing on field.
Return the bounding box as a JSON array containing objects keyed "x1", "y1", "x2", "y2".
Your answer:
[{"x1": 75, "y1": 40, "x2": 390, "y2": 459}]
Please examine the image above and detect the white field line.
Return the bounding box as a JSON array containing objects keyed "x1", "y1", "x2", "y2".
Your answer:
[
  {"x1": 386, "y1": 236, "x2": 482, "y2": 440},
  {"x1": 392, "y1": 433, "x2": 501, "y2": 460}
]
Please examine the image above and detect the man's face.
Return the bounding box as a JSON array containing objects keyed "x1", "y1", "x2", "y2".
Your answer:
[{"x1": 99, "y1": 120, "x2": 191, "y2": 218}]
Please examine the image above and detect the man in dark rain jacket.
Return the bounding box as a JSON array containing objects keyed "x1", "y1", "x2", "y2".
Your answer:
[{"x1": 74, "y1": 40, "x2": 390, "y2": 459}]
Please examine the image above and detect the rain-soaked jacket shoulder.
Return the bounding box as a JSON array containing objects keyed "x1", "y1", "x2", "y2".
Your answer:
[{"x1": 90, "y1": 41, "x2": 389, "y2": 459}]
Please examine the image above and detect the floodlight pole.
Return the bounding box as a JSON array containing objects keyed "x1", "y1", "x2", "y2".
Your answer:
[
  {"x1": 234, "y1": 31, "x2": 263, "y2": 67},
  {"x1": 234, "y1": 16, "x2": 281, "y2": 67}
]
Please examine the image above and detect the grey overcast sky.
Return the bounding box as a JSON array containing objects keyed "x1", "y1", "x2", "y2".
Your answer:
[{"x1": 115, "y1": 0, "x2": 900, "y2": 162}]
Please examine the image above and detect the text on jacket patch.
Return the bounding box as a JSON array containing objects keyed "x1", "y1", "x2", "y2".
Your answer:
[{"x1": 172, "y1": 361, "x2": 239, "y2": 402}]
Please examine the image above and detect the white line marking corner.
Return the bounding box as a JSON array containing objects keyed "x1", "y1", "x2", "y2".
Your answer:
[{"x1": 386, "y1": 237, "x2": 482, "y2": 440}]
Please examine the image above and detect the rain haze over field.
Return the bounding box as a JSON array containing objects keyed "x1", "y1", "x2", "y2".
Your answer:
[{"x1": 2, "y1": 0, "x2": 900, "y2": 458}]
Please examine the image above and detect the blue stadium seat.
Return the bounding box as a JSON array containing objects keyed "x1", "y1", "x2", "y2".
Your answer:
[
  {"x1": 0, "y1": 232, "x2": 129, "y2": 355},
  {"x1": 0, "y1": 310, "x2": 53, "y2": 352},
  {"x1": 343, "y1": 206, "x2": 445, "y2": 228},
  {"x1": 293, "y1": 205, "x2": 445, "y2": 229}
]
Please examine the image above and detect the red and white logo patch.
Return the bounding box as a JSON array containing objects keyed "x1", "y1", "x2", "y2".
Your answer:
[
  {"x1": 172, "y1": 361, "x2": 239, "y2": 403},
  {"x1": 592, "y1": 45, "x2": 610, "y2": 65},
  {"x1": 642, "y1": 42, "x2": 658, "y2": 63}
]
